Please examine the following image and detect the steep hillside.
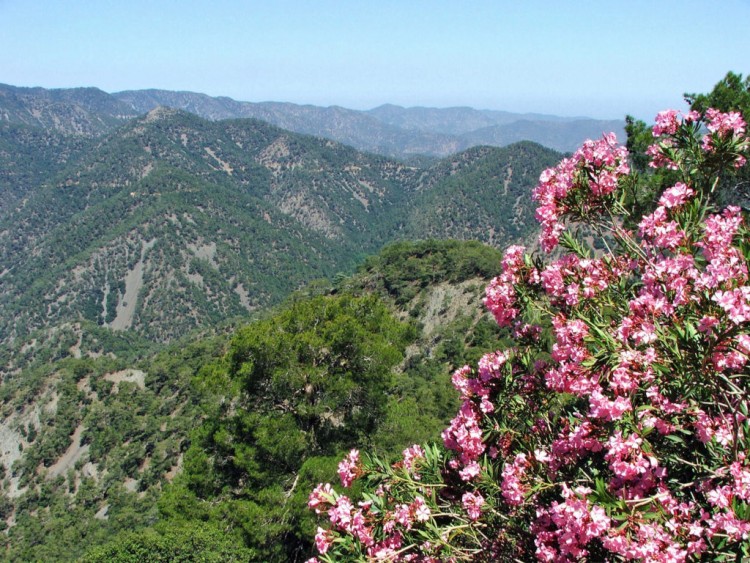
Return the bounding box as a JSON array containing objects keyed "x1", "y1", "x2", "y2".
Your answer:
[
  {"x1": 0, "y1": 106, "x2": 560, "y2": 349},
  {"x1": 406, "y1": 142, "x2": 562, "y2": 247},
  {"x1": 0, "y1": 122, "x2": 90, "y2": 216},
  {"x1": 0, "y1": 109, "x2": 427, "y2": 345},
  {"x1": 0, "y1": 240, "x2": 506, "y2": 562}
]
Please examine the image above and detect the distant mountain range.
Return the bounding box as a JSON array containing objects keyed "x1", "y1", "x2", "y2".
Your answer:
[{"x1": 0, "y1": 83, "x2": 625, "y2": 157}]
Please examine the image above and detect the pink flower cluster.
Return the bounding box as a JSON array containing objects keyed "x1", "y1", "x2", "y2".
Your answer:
[
  {"x1": 649, "y1": 107, "x2": 749, "y2": 169},
  {"x1": 706, "y1": 108, "x2": 746, "y2": 137},
  {"x1": 533, "y1": 132, "x2": 629, "y2": 251},
  {"x1": 307, "y1": 482, "x2": 443, "y2": 560},
  {"x1": 442, "y1": 401, "x2": 485, "y2": 466},
  {"x1": 532, "y1": 486, "x2": 610, "y2": 562},
  {"x1": 483, "y1": 245, "x2": 526, "y2": 327},
  {"x1": 539, "y1": 253, "x2": 628, "y2": 309},
  {"x1": 401, "y1": 444, "x2": 425, "y2": 478},
  {"x1": 308, "y1": 106, "x2": 750, "y2": 562},
  {"x1": 501, "y1": 453, "x2": 531, "y2": 506},
  {"x1": 461, "y1": 490, "x2": 485, "y2": 521},
  {"x1": 338, "y1": 449, "x2": 361, "y2": 488}
]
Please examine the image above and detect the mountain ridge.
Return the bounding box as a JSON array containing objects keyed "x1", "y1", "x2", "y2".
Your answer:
[
  {"x1": 0, "y1": 107, "x2": 562, "y2": 349},
  {"x1": 0, "y1": 83, "x2": 625, "y2": 157}
]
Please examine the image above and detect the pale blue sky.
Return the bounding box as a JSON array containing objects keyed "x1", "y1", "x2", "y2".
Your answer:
[{"x1": 1, "y1": 0, "x2": 748, "y2": 119}]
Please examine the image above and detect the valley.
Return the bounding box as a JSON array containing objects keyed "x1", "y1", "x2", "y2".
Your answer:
[{"x1": 0, "y1": 83, "x2": 603, "y2": 560}]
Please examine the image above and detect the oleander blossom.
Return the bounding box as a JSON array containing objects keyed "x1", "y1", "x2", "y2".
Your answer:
[
  {"x1": 653, "y1": 109, "x2": 680, "y2": 137},
  {"x1": 533, "y1": 486, "x2": 611, "y2": 562},
  {"x1": 307, "y1": 104, "x2": 750, "y2": 562},
  {"x1": 648, "y1": 107, "x2": 750, "y2": 170},
  {"x1": 483, "y1": 245, "x2": 528, "y2": 327},
  {"x1": 658, "y1": 182, "x2": 695, "y2": 209},
  {"x1": 338, "y1": 449, "x2": 361, "y2": 488},
  {"x1": 462, "y1": 491, "x2": 485, "y2": 521},
  {"x1": 308, "y1": 483, "x2": 336, "y2": 514},
  {"x1": 532, "y1": 132, "x2": 629, "y2": 252},
  {"x1": 501, "y1": 453, "x2": 531, "y2": 506},
  {"x1": 705, "y1": 107, "x2": 746, "y2": 137},
  {"x1": 402, "y1": 444, "x2": 425, "y2": 477},
  {"x1": 315, "y1": 527, "x2": 334, "y2": 555},
  {"x1": 441, "y1": 401, "x2": 485, "y2": 465}
]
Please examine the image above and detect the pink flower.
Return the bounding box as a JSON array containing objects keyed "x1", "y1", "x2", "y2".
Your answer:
[
  {"x1": 501, "y1": 244, "x2": 526, "y2": 282},
  {"x1": 459, "y1": 460, "x2": 481, "y2": 481},
  {"x1": 441, "y1": 401, "x2": 485, "y2": 464},
  {"x1": 402, "y1": 444, "x2": 425, "y2": 476},
  {"x1": 532, "y1": 487, "x2": 611, "y2": 561},
  {"x1": 338, "y1": 449, "x2": 361, "y2": 488},
  {"x1": 653, "y1": 109, "x2": 680, "y2": 136},
  {"x1": 532, "y1": 133, "x2": 629, "y2": 252},
  {"x1": 697, "y1": 315, "x2": 720, "y2": 333},
  {"x1": 713, "y1": 287, "x2": 750, "y2": 324},
  {"x1": 707, "y1": 510, "x2": 750, "y2": 541},
  {"x1": 659, "y1": 182, "x2": 695, "y2": 209},
  {"x1": 308, "y1": 483, "x2": 336, "y2": 513},
  {"x1": 314, "y1": 527, "x2": 334, "y2": 554},
  {"x1": 484, "y1": 275, "x2": 519, "y2": 327},
  {"x1": 349, "y1": 509, "x2": 375, "y2": 546},
  {"x1": 705, "y1": 108, "x2": 746, "y2": 137},
  {"x1": 412, "y1": 496, "x2": 431, "y2": 522},
  {"x1": 550, "y1": 420, "x2": 602, "y2": 471},
  {"x1": 366, "y1": 531, "x2": 403, "y2": 560},
  {"x1": 477, "y1": 350, "x2": 510, "y2": 382},
  {"x1": 462, "y1": 491, "x2": 485, "y2": 521},
  {"x1": 393, "y1": 503, "x2": 413, "y2": 530},
  {"x1": 647, "y1": 140, "x2": 680, "y2": 170},
  {"x1": 328, "y1": 496, "x2": 354, "y2": 530},
  {"x1": 501, "y1": 453, "x2": 530, "y2": 506},
  {"x1": 588, "y1": 389, "x2": 632, "y2": 421},
  {"x1": 706, "y1": 486, "x2": 732, "y2": 509}
]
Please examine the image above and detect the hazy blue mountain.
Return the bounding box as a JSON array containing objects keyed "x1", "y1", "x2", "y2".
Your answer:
[
  {"x1": 367, "y1": 103, "x2": 582, "y2": 135},
  {"x1": 458, "y1": 118, "x2": 627, "y2": 153},
  {"x1": 0, "y1": 83, "x2": 624, "y2": 157},
  {"x1": 111, "y1": 89, "x2": 623, "y2": 155}
]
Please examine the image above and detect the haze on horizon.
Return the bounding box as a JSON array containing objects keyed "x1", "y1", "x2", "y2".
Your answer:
[{"x1": 1, "y1": 0, "x2": 748, "y2": 121}]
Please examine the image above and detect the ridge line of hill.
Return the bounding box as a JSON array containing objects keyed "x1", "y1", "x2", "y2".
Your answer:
[{"x1": 0, "y1": 82, "x2": 625, "y2": 157}]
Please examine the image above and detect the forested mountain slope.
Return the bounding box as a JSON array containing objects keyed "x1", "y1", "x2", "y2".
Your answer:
[
  {"x1": 404, "y1": 142, "x2": 562, "y2": 246},
  {"x1": 0, "y1": 108, "x2": 560, "y2": 349},
  {"x1": 0, "y1": 240, "x2": 507, "y2": 561}
]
